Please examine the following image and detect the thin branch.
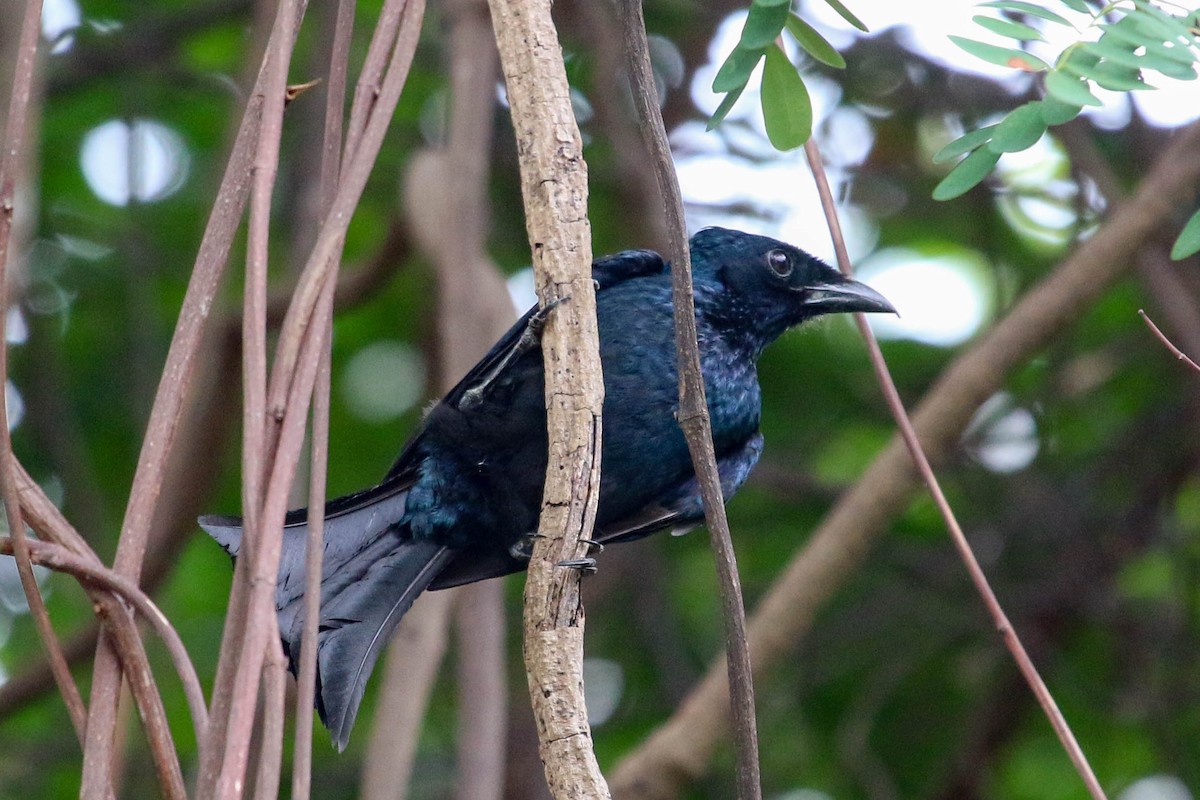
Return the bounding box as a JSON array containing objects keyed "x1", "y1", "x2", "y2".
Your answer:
[
  {"x1": 488, "y1": 0, "x2": 609, "y2": 796},
  {"x1": 209, "y1": 3, "x2": 303, "y2": 793},
  {"x1": 1139, "y1": 309, "x2": 1200, "y2": 375},
  {"x1": 0, "y1": 0, "x2": 90, "y2": 749},
  {"x1": 252, "y1": 624, "x2": 288, "y2": 800},
  {"x1": 84, "y1": 2, "x2": 308, "y2": 788},
  {"x1": 803, "y1": 138, "x2": 1107, "y2": 800},
  {"x1": 266, "y1": 0, "x2": 421, "y2": 422},
  {"x1": 292, "y1": 2, "x2": 352, "y2": 798},
  {"x1": 613, "y1": 2, "x2": 760, "y2": 799},
  {"x1": 610, "y1": 117, "x2": 1200, "y2": 800},
  {"x1": 0, "y1": 536, "x2": 209, "y2": 746}
]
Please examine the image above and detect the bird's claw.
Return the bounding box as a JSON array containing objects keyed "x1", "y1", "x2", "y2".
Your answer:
[
  {"x1": 557, "y1": 557, "x2": 598, "y2": 574},
  {"x1": 578, "y1": 537, "x2": 604, "y2": 555}
]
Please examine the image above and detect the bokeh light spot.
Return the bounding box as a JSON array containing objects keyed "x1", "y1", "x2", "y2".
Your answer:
[
  {"x1": 80, "y1": 119, "x2": 190, "y2": 207},
  {"x1": 342, "y1": 341, "x2": 426, "y2": 423},
  {"x1": 857, "y1": 248, "x2": 991, "y2": 346}
]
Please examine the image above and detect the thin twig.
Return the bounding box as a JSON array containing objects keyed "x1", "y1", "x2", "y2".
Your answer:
[
  {"x1": 0, "y1": 536, "x2": 208, "y2": 745},
  {"x1": 252, "y1": 622, "x2": 288, "y2": 800},
  {"x1": 209, "y1": 2, "x2": 302, "y2": 795},
  {"x1": 609, "y1": 97, "x2": 1200, "y2": 800},
  {"x1": 613, "y1": 2, "x2": 761, "y2": 799},
  {"x1": 1139, "y1": 309, "x2": 1200, "y2": 375},
  {"x1": 267, "y1": 0, "x2": 422, "y2": 421},
  {"x1": 292, "y1": 2, "x2": 352, "y2": 797},
  {"x1": 216, "y1": 6, "x2": 426, "y2": 783},
  {"x1": 87, "y1": 2, "x2": 309, "y2": 788},
  {"x1": 804, "y1": 138, "x2": 1107, "y2": 800},
  {"x1": 0, "y1": 0, "x2": 91, "y2": 747}
]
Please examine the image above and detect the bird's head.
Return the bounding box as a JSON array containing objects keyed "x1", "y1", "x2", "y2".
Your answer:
[{"x1": 689, "y1": 227, "x2": 895, "y2": 347}]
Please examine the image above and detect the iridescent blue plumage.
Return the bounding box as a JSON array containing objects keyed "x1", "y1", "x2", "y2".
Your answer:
[{"x1": 200, "y1": 227, "x2": 894, "y2": 750}]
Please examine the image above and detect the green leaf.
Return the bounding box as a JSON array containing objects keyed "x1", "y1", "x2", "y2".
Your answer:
[
  {"x1": 1062, "y1": 46, "x2": 1149, "y2": 90},
  {"x1": 1045, "y1": 69, "x2": 1102, "y2": 106},
  {"x1": 1084, "y1": 37, "x2": 1147, "y2": 70},
  {"x1": 741, "y1": 0, "x2": 792, "y2": 49},
  {"x1": 972, "y1": 15, "x2": 1046, "y2": 42},
  {"x1": 1040, "y1": 93, "x2": 1082, "y2": 124},
  {"x1": 948, "y1": 36, "x2": 1050, "y2": 71},
  {"x1": 760, "y1": 44, "x2": 812, "y2": 150},
  {"x1": 706, "y1": 83, "x2": 747, "y2": 130},
  {"x1": 1090, "y1": 61, "x2": 1151, "y2": 91},
  {"x1": 988, "y1": 101, "x2": 1048, "y2": 152},
  {"x1": 785, "y1": 13, "x2": 846, "y2": 68},
  {"x1": 978, "y1": 1, "x2": 1072, "y2": 27},
  {"x1": 1057, "y1": 0, "x2": 1090, "y2": 12},
  {"x1": 932, "y1": 124, "x2": 998, "y2": 163},
  {"x1": 933, "y1": 146, "x2": 1001, "y2": 200},
  {"x1": 1140, "y1": 50, "x2": 1197, "y2": 80},
  {"x1": 712, "y1": 45, "x2": 764, "y2": 93},
  {"x1": 1171, "y1": 207, "x2": 1200, "y2": 260},
  {"x1": 821, "y1": 0, "x2": 869, "y2": 32},
  {"x1": 1129, "y1": 5, "x2": 1194, "y2": 45}
]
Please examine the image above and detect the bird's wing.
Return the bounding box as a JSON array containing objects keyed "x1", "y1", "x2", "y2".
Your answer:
[
  {"x1": 596, "y1": 431, "x2": 765, "y2": 546},
  {"x1": 427, "y1": 432, "x2": 765, "y2": 589},
  {"x1": 385, "y1": 249, "x2": 667, "y2": 480},
  {"x1": 592, "y1": 248, "x2": 667, "y2": 289}
]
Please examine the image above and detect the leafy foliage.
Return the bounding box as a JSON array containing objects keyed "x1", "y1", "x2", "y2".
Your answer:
[
  {"x1": 935, "y1": 0, "x2": 1200, "y2": 255},
  {"x1": 706, "y1": 0, "x2": 860, "y2": 144}
]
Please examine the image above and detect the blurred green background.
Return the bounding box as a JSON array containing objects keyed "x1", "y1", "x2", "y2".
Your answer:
[{"x1": 1, "y1": 0, "x2": 1199, "y2": 798}]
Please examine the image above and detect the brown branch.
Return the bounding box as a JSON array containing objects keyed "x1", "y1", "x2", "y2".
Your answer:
[
  {"x1": 488, "y1": 0, "x2": 608, "y2": 796},
  {"x1": 9, "y1": 464, "x2": 185, "y2": 799},
  {"x1": 0, "y1": 536, "x2": 209, "y2": 745},
  {"x1": 613, "y1": 2, "x2": 761, "y2": 799},
  {"x1": 1140, "y1": 310, "x2": 1200, "y2": 375},
  {"x1": 610, "y1": 118, "x2": 1200, "y2": 800},
  {"x1": 209, "y1": 4, "x2": 425, "y2": 795},
  {"x1": 292, "y1": 2, "x2": 352, "y2": 798},
  {"x1": 210, "y1": 4, "x2": 304, "y2": 791},
  {"x1": 252, "y1": 626, "x2": 288, "y2": 800},
  {"x1": 194, "y1": 3, "x2": 308, "y2": 797},
  {"x1": 0, "y1": 0, "x2": 92, "y2": 752},
  {"x1": 82, "y1": 3, "x2": 310, "y2": 792},
  {"x1": 803, "y1": 138, "x2": 1106, "y2": 800}
]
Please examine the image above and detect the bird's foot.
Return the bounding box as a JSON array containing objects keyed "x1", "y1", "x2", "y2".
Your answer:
[
  {"x1": 557, "y1": 557, "x2": 598, "y2": 575},
  {"x1": 459, "y1": 296, "x2": 568, "y2": 411},
  {"x1": 578, "y1": 537, "x2": 604, "y2": 554}
]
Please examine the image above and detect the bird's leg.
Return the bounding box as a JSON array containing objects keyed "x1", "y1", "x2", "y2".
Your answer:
[
  {"x1": 458, "y1": 296, "x2": 567, "y2": 411},
  {"x1": 557, "y1": 557, "x2": 598, "y2": 574}
]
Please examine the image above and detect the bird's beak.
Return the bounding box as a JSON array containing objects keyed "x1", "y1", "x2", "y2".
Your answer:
[{"x1": 801, "y1": 277, "x2": 896, "y2": 316}]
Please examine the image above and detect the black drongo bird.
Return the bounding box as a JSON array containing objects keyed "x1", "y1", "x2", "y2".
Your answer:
[{"x1": 200, "y1": 227, "x2": 894, "y2": 749}]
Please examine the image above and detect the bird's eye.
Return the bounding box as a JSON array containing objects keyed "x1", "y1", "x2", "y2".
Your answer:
[{"x1": 766, "y1": 249, "x2": 792, "y2": 278}]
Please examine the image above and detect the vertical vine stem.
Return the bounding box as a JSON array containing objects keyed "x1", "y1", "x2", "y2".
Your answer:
[
  {"x1": 488, "y1": 0, "x2": 610, "y2": 795},
  {"x1": 292, "y1": 4, "x2": 353, "y2": 798},
  {"x1": 0, "y1": 0, "x2": 91, "y2": 747},
  {"x1": 614, "y1": 2, "x2": 762, "y2": 798},
  {"x1": 803, "y1": 138, "x2": 1107, "y2": 800}
]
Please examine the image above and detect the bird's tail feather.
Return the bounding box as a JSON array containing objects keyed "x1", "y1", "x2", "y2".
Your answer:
[
  {"x1": 198, "y1": 477, "x2": 430, "y2": 750},
  {"x1": 316, "y1": 540, "x2": 454, "y2": 751}
]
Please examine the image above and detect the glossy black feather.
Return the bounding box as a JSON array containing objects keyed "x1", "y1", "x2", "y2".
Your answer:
[{"x1": 199, "y1": 228, "x2": 894, "y2": 749}]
